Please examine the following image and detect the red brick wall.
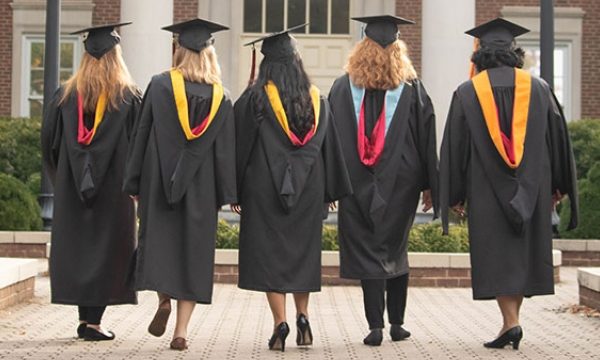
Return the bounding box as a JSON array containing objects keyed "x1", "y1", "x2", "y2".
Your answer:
[
  {"x1": 92, "y1": 0, "x2": 121, "y2": 25},
  {"x1": 0, "y1": 0, "x2": 13, "y2": 116},
  {"x1": 0, "y1": 278, "x2": 35, "y2": 310},
  {"x1": 396, "y1": 0, "x2": 422, "y2": 76},
  {"x1": 174, "y1": 0, "x2": 199, "y2": 23},
  {"x1": 476, "y1": 0, "x2": 600, "y2": 119}
]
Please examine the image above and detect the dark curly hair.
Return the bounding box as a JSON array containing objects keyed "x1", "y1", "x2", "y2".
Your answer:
[
  {"x1": 471, "y1": 44, "x2": 526, "y2": 72},
  {"x1": 250, "y1": 55, "x2": 314, "y2": 139}
]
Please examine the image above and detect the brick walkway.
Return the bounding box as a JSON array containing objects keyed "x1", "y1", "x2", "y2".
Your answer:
[{"x1": 0, "y1": 268, "x2": 598, "y2": 359}]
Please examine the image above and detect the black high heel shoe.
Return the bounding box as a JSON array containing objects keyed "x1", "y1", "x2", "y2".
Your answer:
[
  {"x1": 77, "y1": 323, "x2": 87, "y2": 339},
  {"x1": 484, "y1": 326, "x2": 523, "y2": 350},
  {"x1": 390, "y1": 324, "x2": 411, "y2": 341},
  {"x1": 83, "y1": 326, "x2": 116, "y2": 341},
  {"x1": 268, "y1": 322, "x2": 290, "y2": 352},
  {"x1": 296, "y1": 314, "x2": 313, "y2": 346},
  {"x1": 363, "y1": 329, "x2": 383, "y2": 346}
]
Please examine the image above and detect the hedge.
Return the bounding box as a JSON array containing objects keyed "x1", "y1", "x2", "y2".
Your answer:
[
  {"x1": 559, "y1": 163, "x2": 600, "y2": 239},
  {"x1": 0, "y1": 117, "x2": 42, "y2": 187},
  {"x1": 0, "y1": 174, "x2": 42, "y2": 231},
  {"x1": 568, "y1": 119, "x2": 600, "y2": 179},
  {"x1": 215, "y1": 220, "x2": 469, "y2": 253}
]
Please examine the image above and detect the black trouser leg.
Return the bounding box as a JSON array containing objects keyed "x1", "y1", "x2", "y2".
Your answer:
[
  {"x1": 79, "y1": 306, "x2": 107, "y2": 325},
  {"x1": 78, "y1": 306, "x2": 87, "y2": 322},
  {"x1": 361, "y1": 279, "x2": 385, "y2": 329},
  {"x1": 386, "y1": 274, "x2": 409, "y2": 326}
]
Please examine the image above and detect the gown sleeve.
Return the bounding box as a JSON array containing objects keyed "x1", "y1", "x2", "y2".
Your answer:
[
  {"x1": 322, "y1": 101, "x2": 353, "y2": 203},
  {"x1": 439, "y1": 91, "x2": 471, "y2": 234},
  {"x1": 547, "y1": 89, "x2": 578, "y2": 230},
  {"x1": 233, "y1": 89, "x2": 261, "y2": 202},
  {"x1": 414, "y1": 80, "x2": 440, "y2": 217},
  {"x1": 41, "y1": 88, "x2": 63, "y2": 184},
  {"x1": 213, "y1": 99, "x2": 238, "y2": 207},
  {"x1": 123, "y1": 82, "x2": 154, "y2": 196},
  {"x1": 125, "y1": 91, "x2": 143, "y2": 142}
]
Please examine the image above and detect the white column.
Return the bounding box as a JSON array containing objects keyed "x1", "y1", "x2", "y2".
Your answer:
[
  {"x1": 120, "y1": 0, "x2": 174, "y2": 90},
  {"x1": 198, "y1": 0, "x2": 235, "y2": 93},
  {"x1": 421, "y1": 0, "x2": 475, "y2": 149}
]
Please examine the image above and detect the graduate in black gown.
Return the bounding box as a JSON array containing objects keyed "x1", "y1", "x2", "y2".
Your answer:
[
  {"x1": 439, "y1": 18, "x2": 578, "y2": 350},
  {"x1": 41, "y1": 23, "x2": 140, "y2": 341},
  {"x1": 123, "y1": 19, "x2": 236, "y2": 351},
  {"x1": 233, "y1": 25, "x2": 352, "y2": 352},
  {"x1": 328, "y1": 16, "x2": 438, "y2": 346}
]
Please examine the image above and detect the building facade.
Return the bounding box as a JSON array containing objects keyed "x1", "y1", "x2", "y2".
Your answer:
[{"x1": 0, "y1": 0, "x2": 598, "y2": 133}]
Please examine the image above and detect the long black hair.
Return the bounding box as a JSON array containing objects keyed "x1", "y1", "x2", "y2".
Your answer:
[
  {"x1": 251, "y1": 55, "x2": 314, "y2": 138},
  {"x1": 471, "y1": 43, "x2": 526, "y2": 73}
]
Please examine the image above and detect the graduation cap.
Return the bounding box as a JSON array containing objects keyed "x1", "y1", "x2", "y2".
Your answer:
[
  {"x1": 243, "y1": 23, "x2": 308, "y2": 84},
  {"x1": 352, "y1": 15, "x2": 415, "y2": 48},
  {"x1": 162, "y1": 18, "x2": 229, "y2": 53},
  {"x1": 71, "y1": 22, "x2": 132, "y2": 59},
  {"x1": 466, "y1": 18, "x2": 529, "y2": 49}
]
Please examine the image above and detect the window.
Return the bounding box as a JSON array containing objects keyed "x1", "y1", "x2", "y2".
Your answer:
[
  {"x1": 243, "y1": 0, "x2": 350, "y2": 35},
  {"x1": 21, "y1": 36, "x2": 81, "y2": 118},
  {"x1": 521, "y1": 41, "x2": 572, "y2": 121}
]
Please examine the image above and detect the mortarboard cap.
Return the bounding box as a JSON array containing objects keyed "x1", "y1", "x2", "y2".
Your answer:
[
  {"x1": 465, "y1": 18, "x2": 529, "y2": 49},
  {"x1": 71, "y1": 22, "x2": 132, "y2": 59},
  {"x1": 352, "y1": 15, "x2": 415, "y2": 48},
  {"x1": 244, "y1": 23, "x2": 308, "y2": 62},
  {"x1": 162, "y1": 18, "x2": 229, "y2": 53}
]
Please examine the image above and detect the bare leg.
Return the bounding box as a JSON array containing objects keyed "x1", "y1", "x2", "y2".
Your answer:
[
  {"x1": 293, "y1": 293, "x2": 309, "y2": 318},
  {"x1": 173, "y1": 300, "x2": 196, "y2": 339},
  {"x1": 496, "y1": 295, "x2": 522, "y2": 334},
  {"x1": 266, "y1": 292, "x2": 286, "y2": 329}
]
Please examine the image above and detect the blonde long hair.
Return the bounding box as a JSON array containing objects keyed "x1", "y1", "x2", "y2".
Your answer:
[
  {"x1": 61, "y1": 44, "x2": 137, "y2": 112},
  {"x1": 345, "y1": 37, "x2": 418, "y2": 89},
  {"x1": 172, "y1": 45, "x2": 222, "y2": 84}
]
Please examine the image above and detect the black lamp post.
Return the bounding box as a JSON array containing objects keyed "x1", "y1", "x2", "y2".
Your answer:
[
  {"x1": 540, "y1": 0, "x2": 555, "y2": 87},
  {"x1": 40, "y1": 0, "x2": 61, "y2": 230}
]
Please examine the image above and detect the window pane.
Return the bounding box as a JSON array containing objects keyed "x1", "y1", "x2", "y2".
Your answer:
[
  {"x1": 331, "y1": 0, "x2": 349, "y2": 34},
  {"x1": 244, "y1": 0, "x2": 262, "y2": 33},
  {"x1": 309, "y1": 0, "x2": 327, "y2": 34},
  {"x1": 266, "y1": 0, "x2": 284, "y2": 32},
  {"x1": 60, "y1": 42, "x2": 74, "y2": 69},
  {"x1": 60, "y1": 70, "x2": 73, "y2": 84},
  {"x1": 30, "y1": 42, "x2": 44, "y2": 68},
  {"x1": 288, "y1": 0, "x2": 306, "y2": 30},
  {"x1": 30, "y1": 69, "x2": 44, "y2": 96},
  {"x1": 29, "y1": 99, "x2": 43, "y2": 118}
]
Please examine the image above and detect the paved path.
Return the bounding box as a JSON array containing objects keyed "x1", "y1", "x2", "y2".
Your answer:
[{"x1": 0, "y1": 268, "x2": 598, "y2": 359}]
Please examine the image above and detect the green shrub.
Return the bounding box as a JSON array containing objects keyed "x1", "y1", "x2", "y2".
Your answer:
[
  {"x1": 559, "y1": 163, "x2": 600, "y2": 239},
  {"x1": 26, "y1": 172, "x2": 41, "y2": 196},
  {"x1": 568, "y1": 119, "x2": 600, "y2": 179},
  {"x1": 214, "y1": 219, "x2": 469, "y2": 252},
  {"x1": 216, "y1": 219, "x2": 239, "y2": 249},
  {"x1": 0, "y1": 117, "x2": 42, "y2": 184},
  {"x1": 322, "y1": 225, "x2": 339, "y2": 251},
  {"x1": 408, "y1": 222, "x2": 469, "y2": 253},
  {"x1": 0, "y1": 174, "x2": 42, "y2": 230}
]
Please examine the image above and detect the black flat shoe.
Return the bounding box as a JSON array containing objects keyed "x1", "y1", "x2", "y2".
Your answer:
[
  {"x1": 296, "y1": 314, "x2": 313, "y2": 346},
  {"x1": 77, "y1": 323, "x2": 87, "y2": 339},
  {"x1": 363, "y1": 329, "x2": 383, "y2": 346},
  {"x1": 390, "y1": 324, "x2": 411, "y2": 341},
  {"x1": 83, "y1": 327, "x2": 116, "y2": 341},
  {"x1": 484, "y1": 326, "x2": 523, "y2": 350},
  {"x1": 268, "y1": 322, "x2": 290, "y2": 352}
]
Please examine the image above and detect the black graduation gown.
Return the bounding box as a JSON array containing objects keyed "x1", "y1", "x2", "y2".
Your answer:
[
  {"x1": 41, "y1": 88, "x2": 140, "y2": 306},
  {"x1": 235, "y1": 88, "x2": 352, "y2": 293},
  {"x1": 328, "y1": 74, "x2": 438, "y2": 280},
  {"x1": 439, "y1": 66, "x2": 578, "y2": 300},
  {"x1": 123, "y1": 73, "x2": 236, "y2": 304}
]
